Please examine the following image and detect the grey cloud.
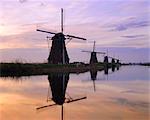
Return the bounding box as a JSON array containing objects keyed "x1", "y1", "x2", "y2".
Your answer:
[
  {"x1": 121, "y1": 35, "x2": 147, "y2": 39},
  {"x1": 108, "y1": 19, "x2": 150, "y2": 32}
]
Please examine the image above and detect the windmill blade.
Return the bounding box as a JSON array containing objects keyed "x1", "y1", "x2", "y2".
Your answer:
[
  {"x1": 82, "y1": 50, "x2": 92, "y2": 53},
  {"x1": 37, "y1": 29, "x2": 56, "y2": 35},
  {"x1": 82, "y1": 76, "x2": 106, "y2": 82},
  {"x1": 108, "y1": 56, "x2": 119, "y2": 60},
  {"x1": 36, "y1": 103, "x2": 57, "y2": 110},
  {"x1": 61, "y1": 8, "x2": 64, "y2": 33},
  {"x1": 66, "y1": 96, "x2": 87, "y2": 103},
  {"x1": 116, "y1": 58, "x2": 121, "y2": 61},
  {"x1": 96, "y1": 52, "x2": 106, "y2": 54},
  {"x1": 93, "y1": 80, "x2": 96, "y2": 92},
  {"x1": 93, "y1": 41, "x2": 96, "y2": 52},
  {"x1": 65, "y1": 35, "x2": 86, "y2": 40},
  {"x1": 108, "y1": 57, "x2": 119, "y2": 60},
  {"x1": 108, "y1": 56, "x2": 113, "y2": 59},
  {"x1": 65, "y1": 38, "x2": 72, "y2": 45}
]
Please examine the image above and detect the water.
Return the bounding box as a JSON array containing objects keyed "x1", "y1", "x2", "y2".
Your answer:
[{"x1": 0, "y1": 66, "x2": 149, "y2": 120}]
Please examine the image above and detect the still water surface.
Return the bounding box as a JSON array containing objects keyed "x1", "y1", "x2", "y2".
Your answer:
[{"x1": 0, "y1": 66, "x2": 149, "y2": 120}]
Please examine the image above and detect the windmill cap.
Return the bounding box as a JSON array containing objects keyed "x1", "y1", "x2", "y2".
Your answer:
[{"x1": 52, "y1": 33, "x2": 66, "y2": 40}]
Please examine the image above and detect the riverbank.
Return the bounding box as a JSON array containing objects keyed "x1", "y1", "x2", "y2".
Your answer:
[{"x1": 0, "y1": 62, "x2": 112, "y2": 77}]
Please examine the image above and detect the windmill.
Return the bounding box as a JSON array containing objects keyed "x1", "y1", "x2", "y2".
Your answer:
[
  {"x1": 82, "y1": 41, "x2": 105, "y2": 64},
  {"x1": 103, "y1": 50, "x2": 121, "y2": 66},
  {"x1": 108, "y1": 56, "x2": 115, "y2": 65},
  {"x1": 108, "y1": 56, "x2": 121, "y2": 65},
  {"x1": 37, "y1": 8, "x2": 86, "y2": 64},
  {"x1": 116, "y1": 58, "x2": 121, "y2": 65},
  {"x1": 103, "y1": 50, "x2": 110, "y2": 74},
  {"x1": 103, "y1": 49, "x2": 109, "y2": 65},
  {"x1": 36, "y1": 73, "x2": 87, "y2": 120}
]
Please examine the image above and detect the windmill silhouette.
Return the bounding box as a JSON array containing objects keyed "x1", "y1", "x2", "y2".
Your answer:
[
  {"x1": 82, "y1": 41, "x2": 105, "y2": 64},
  {"x1": 37, "y1": 8, "x2": 86, "y2": 64},
  {"x1": 103, "y1": 49, "x2": 109, "y2": 66},
  {"x1": 36, "y1": 73, "x2": 87, "y2": 120},
  {"x1": 108, "y1": 56, "x2": 115, "y2": 66},
  {"x1": 103, "y1": 50, "x2": 121, "y2": 67},
  {"x1": 107, "y1": 56, "x2": 121, "y2": 65}
]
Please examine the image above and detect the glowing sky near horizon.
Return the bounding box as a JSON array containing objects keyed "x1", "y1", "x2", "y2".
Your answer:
[{"x1": 0, "y1": 0, "x2": 149, "y2": 63}]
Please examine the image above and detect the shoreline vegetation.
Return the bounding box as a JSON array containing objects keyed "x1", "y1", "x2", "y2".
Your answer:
[
  {"x1": 0, "y1": 62, "x2": 110, "y2": 77},
  {"x1": 0, "y1": 62, "x2": 149, "y2": 77}
]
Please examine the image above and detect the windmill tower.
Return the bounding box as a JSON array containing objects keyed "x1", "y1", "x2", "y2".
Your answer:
[
  {"x1": 108, "y1": 56, "x2": 115, "y2": 65},
  {"x1": 82, "y1": 41, "x2": 105, "y2": 64},
  {"x1": 103, "y1": 49, "x2": 109, "y2": 64},
  {"x1": 37, "y1": 8, "x2": 86, "y2": 64}
]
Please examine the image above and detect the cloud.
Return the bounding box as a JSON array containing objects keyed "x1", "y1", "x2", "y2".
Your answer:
[
  {"x1": 108, "y1": 19, "x2": 150, "y2": 31},
  {"x1": 0, "y1": 0, "x2": 149, "y2": 62},
  {"x1": 121, "y1": 34, "x2": 147, "y2": 39}
]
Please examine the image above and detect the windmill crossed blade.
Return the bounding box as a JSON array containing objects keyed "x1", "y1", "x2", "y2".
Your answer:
[
  {"x1": 36, "y1": 103, "x2": 57, "y2": 110},
  {"x1": 36, "y1": 97, "x2": 87, "y2": 110},
  {"x1": 108, "y1": 56, "x2": 113, "y2": 59},
  {"x1": 96, "y1": 52, "x2": 106, "y2": 54},
  {"x1": 82, "y1": 50, "x2": 92, "y2": 53},
  {"x1": 37, "y1": 29, "x2": 56, "y2": 35},
  {"x1": 65, "y1": 35, "x2": 86, "y2": 40},
  {"x1": 108, "y1": 56, "x2": 119, "y2": 60},
  {"x1": 37, "y1": 29, "x2": 86, "y2": 40},
  {"x1": 65, "y1": 96, "x2": 87, "y2": 103}
]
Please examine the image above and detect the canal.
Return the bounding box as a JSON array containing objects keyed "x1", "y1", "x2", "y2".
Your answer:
[{"x1": 0, "y1": 65, "x2": 149, "y2": 120}]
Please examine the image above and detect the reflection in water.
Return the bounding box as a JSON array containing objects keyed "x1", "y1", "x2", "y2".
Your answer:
[
  {"x1": 104, "y1": 67, "x2": 109, "y2": 75},
  {"x1": 90, "y1": 65, "x2": 120, "y2": 91},
  {"x1": 0, "y1": 66, "x2": 149, "y2": 120},
  {"x1": 37, "y1": 73, "x2": 87, "y2": 120},
  {"x1": 116, "y1": 65, "x2": 119, "y2": 70},
  {"x1": 90, "y1": 70, "x2": 97, "y2": 91},
  {"x1": 111, "y1": 66, "x2": 115, "y2": 72},
  {"x1": 48, "y1": 73, "x2": 69, "y2": 105},
  {"x1": 90, "y1": 70, "x2": 97, "y2": 81}
]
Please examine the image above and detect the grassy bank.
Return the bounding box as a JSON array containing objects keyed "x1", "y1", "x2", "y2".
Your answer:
[{"x1": 0, "y1": 62, "x2": 107, "y2": 77}]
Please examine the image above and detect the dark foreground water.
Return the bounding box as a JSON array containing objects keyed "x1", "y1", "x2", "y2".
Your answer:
[{"x1": 0, "y1": 66, "x2": 149, "y2": 120}]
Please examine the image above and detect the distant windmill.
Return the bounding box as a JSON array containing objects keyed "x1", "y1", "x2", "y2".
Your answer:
[
  {"x1": 108, "y1": 56, "x2": 115, "y2": 65},
  {"x1": 108, "y1": 56, "x2": 121, "y2": 65},
  {"x1": 103, "y1": 49, "x2": 109, "y2": 65},
  {"x1": 103, "y1": 50, "x2": 121, "y2": 66},
  {"x1": 37, "y1": 8, "x2": 86, "y2": 64},
  {"x1": 82, "y1": 41, "x2": 105, "y2": 64}
]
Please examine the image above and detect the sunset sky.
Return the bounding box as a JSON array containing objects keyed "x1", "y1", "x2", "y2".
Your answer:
[{"x1": 0, "y1": 0, "x2": 149, "y2": 63}]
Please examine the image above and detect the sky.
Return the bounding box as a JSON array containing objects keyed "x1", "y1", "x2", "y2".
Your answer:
[{"x1": 0, "y1": 0, "x2": 150, "y2": 63}]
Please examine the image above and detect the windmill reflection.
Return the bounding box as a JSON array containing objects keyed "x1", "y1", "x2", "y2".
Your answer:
[
  {"x1": 89, "y1": 64, "x2": 121, "y2": 92},
  {"x1": 116, "y1": 65, "x2": 120, "y2": 70},
  {"x1": 37, "y1": 73, "x2": 87, "y2": 120},
  {"x1": 48, "y1": 73, "x2": 69, "y2": 105},
  {"x1": 89, "y1": 69, "x2": 106, "y2": 92},
  {"x1": 90, "y1": 70, "x2": 97, "y2": 92},
  {"x1": 104, "y1": 67, "x2": 109, "y2": 75},
  {"x1": 112, "y1": 66, "x2": 115, "y2": 72}
]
